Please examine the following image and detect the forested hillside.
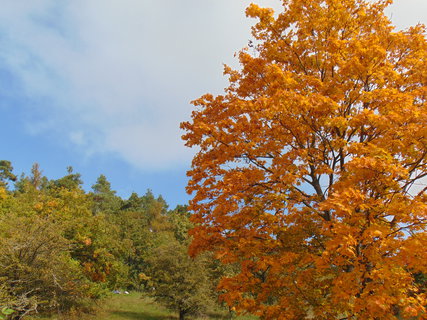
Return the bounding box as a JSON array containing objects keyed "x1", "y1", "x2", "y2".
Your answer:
[
  {"x1": 1, "y1": 0, "x2": 426, "y2": 319},
  {"x1": 0, "y1": 161, "x2": 230, "y2": 320}
]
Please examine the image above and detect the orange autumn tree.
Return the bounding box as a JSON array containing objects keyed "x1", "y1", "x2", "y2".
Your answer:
[{"x1": 181, "y1": 0, "x2": 427, "y2": 319}]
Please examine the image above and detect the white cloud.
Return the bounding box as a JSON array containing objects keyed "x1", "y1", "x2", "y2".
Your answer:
[
  {"x1": 0, "y1": 0, "x2": 424, "y2": 170},
  {"x1": 386, "y1": 0, "x2": 427, "y2": 29},
  {"x1": 105, "y1": 122, "x2": 190, "y2": 170},
  {"x1": 69, "y1": 131, "x2": 86, "y2": 147}
]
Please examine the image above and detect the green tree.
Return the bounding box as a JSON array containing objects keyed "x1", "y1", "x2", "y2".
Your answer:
[
  {"x1": 167, "y1": 205, "x2": 192, "y2": 243},
  {"x1": 14, "y1": 163, "x2": 49, "y2": 193},
  {"x1": 90, "y1": 174, "x2": 122, "y2": 215},
  {"x1": 120, "y1": 192, "x2": 143, "y2": 211},
  {"x1": 147, "y1": 241, "x2": 214, "y2": 320},
  {"x1": 115, "y1": 191, "x2": 172, "y2": 289},
  {"x1": 50, "y1": 166, "x2": 83, "y2": 190},
  {"x1": 0, "y1": 161, "x2": 16, "y2": 189}
]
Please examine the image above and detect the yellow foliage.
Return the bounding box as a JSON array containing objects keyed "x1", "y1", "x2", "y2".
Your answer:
[
  {"x1": 0, "y1": 187, "x2": 7, "y2": 200},
  {"x1": 182, "y1": 0, "x2": 427, "y2": 319}
]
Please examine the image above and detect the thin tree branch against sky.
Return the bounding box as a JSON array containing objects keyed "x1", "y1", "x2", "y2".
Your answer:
[{"x1": 0, "y1": 0, "x2": 425, "y2": 206}]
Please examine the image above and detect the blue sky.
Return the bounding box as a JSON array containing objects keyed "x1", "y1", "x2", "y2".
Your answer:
[{"x1": 0, "y1": 0, "x2": 426, "y2": 208}]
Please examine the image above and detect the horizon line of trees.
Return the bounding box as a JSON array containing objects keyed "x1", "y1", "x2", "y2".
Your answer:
[{"x1": 0, "y1": 160, "x2": 232, "y2": 320}]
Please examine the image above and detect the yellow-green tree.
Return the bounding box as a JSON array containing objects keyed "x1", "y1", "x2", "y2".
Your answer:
[
  {"x1": 0, "y1": 161, "x2": 16, "y2": 189},
  {"x1": 182, "y1": 0, "x2": 427, "y2": 319},
  {"x1": 0, "y1": 186, "x2": 91, "y2": 317},
  {"x1": 146, "y1": 241, "x2": 214, "y2": 320},
  {"x1": 0, "y1": 166, "x2": 128, "y2": 317}
]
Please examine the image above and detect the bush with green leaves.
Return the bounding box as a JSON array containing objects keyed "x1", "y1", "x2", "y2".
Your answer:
[{"x1": 0, "y1": 307, "x2": 14, "y2": 320}]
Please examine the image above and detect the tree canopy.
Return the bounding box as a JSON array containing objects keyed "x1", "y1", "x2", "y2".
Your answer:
[
  {"x1": 0, "y1": 162, "x2": 223, "y2": 320},
  {"x1": 182, "y1": 0, "x2": 427, "y2": 319}
]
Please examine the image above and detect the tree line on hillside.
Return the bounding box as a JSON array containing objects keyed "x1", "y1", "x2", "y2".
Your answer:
[
  {"x1": 2, "y1": 0, "x2": 427, "y2": 319},
  {"x1": 0, "y1": 160, "x2": 232, "y2": 320}
]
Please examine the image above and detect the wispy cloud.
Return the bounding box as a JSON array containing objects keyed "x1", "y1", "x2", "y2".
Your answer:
[{"x1": 0, "y1": 0, "x2": 424, "y2": 170}]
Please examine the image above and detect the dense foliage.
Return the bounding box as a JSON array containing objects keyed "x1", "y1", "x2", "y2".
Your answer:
[
  {"x1": 0, "y1": 162, "x2": 220, "y2": 320},
  {"x1": 182, "y1": 0, "x2": 427, "y2": 319}
]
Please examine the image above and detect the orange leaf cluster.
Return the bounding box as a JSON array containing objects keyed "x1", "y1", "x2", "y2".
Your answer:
[{"x1": 181, "y1": 0, "x2": 427, "y2": 319}]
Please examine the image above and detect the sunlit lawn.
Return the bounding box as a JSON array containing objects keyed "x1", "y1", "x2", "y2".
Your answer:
[{"x1": 29, "y1": 292, "x2": 257, "y2": 320}]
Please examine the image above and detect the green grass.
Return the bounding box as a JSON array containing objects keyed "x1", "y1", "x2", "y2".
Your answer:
[
  {"x1": 28, "y1": 293, "x2": 257, "y2": 320},
  {"x1": 88, "y1": 293, "x2": 175, "y2": 320}
]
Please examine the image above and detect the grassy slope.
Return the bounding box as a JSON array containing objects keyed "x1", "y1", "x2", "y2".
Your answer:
[{"x1": 29, "y1": 293, "x2": 257, "y2": 320}]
